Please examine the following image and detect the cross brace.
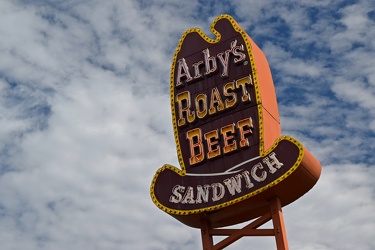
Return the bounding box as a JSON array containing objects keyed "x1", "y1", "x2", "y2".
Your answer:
[{"x1": 200, "y1": 197, "x2": 288, "y2": 250}]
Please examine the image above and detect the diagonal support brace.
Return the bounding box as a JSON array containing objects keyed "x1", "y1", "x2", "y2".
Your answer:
[{"x1": 200, "y1": 196, "x2": 289, "y2": 250}]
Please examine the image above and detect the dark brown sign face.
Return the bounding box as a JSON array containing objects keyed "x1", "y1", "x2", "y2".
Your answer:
[
  {"x1": 150, "y1": 15, "x2": 321, "y2": 228},
  {"x1": 174, "y1": 42, "x2": 259, "y2": 175}
]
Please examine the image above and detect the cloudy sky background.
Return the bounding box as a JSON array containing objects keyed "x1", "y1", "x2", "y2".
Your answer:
[{"x1": 0, "y1": 0, "x2": 374, "y2": 249}]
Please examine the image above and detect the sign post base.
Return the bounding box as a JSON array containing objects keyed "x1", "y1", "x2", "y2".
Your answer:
[{"x1": 200, "y1": 196, "x2": 288, "y2": 250}]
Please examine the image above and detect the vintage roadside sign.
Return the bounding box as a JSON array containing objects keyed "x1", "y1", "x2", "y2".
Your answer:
[{"x1": 150, "y1": 15, "x2": 321, "y2": 229}]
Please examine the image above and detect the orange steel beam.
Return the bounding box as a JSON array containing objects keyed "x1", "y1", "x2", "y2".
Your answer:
[
  {"x1": 201, "y1": 219, "x2": 214, "y2": 250},
  {"x1": 270, "y1": 196, "x2": 289, "y2": 250},
  {"x1": 200, "y1": 196, "x2": 289, "y2": 250}
]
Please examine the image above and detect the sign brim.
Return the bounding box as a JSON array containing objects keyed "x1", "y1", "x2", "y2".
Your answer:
[{"x1": 150, "y1": 136, "x2": 321, "y2": 228}]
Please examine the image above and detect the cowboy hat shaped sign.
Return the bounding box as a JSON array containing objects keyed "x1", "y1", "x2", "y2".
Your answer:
[{"x1": 150, "y1": 15, "x2": 321, "y2": 228}]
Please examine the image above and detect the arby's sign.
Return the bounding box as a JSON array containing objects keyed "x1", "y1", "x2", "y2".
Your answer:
[{"x1": 150, "y1": 15, "x2": 321, "y2": 228}]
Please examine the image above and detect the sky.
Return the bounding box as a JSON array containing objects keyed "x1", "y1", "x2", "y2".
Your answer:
[{"x1": 0, "y1": 0, "x2": 374, "y2": 249}]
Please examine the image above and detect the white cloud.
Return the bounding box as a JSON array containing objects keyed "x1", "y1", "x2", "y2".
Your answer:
[
  {"x1": 0, "y1": 0, "x2": 374, "y2": 249},
  {"x1": 262, "y1": 42, "x2": 325, "y2": 78},
  {"x1": 285, "y1": 164, "x2": 375, "y2": 250}
]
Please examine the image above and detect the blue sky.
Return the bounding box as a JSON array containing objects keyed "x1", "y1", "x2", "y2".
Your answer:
[{"x1": 0, "y1": 0, "x2": 374, "y2": 249}]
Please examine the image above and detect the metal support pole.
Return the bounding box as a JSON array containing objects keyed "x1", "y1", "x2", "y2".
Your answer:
[
  {"x1": 200, "y1": 219, "x2": 213, "y2": 250},
  {"x1": 199, "y1": 196, "x2": 289, "y2": 250},
  {"x1": 270, "y1": 196, "x2": 289, "y2": 250}
]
